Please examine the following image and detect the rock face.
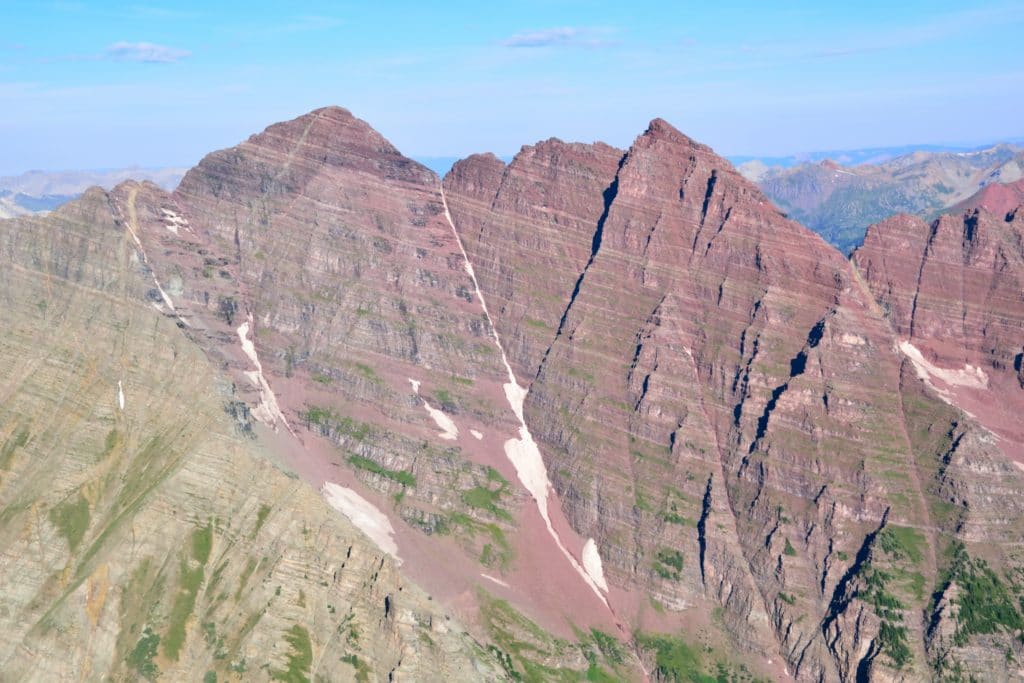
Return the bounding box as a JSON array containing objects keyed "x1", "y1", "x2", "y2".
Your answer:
[
  {"x1": 446, "y1": 118, "x2": 1024, "y2": 680},
  {"x1": 0, "y1": 108, "x2": 637, "y2": 682},
  {"x1": 853, "y1": 203, "x2": 1024, "y2": 460},
  {"x1": 746, "y1": 144, "x2": 1024, "y2": 252},
  {"x1": 951, "y1": 177, "x2": 1024, "y2": 217},
  {"x1": 0, "y1": 189, "x2": 506, "y2": 681},
  {"x1": 443, "y1": 140, "x2": 624, "y2": 380},
  {"x1": 3, "y1": 106, "x2": 1024, "y2": 682}
]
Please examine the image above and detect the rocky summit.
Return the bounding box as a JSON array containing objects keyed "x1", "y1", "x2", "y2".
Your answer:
[{"x1": 2, "y1": 106, "x2": 1024, "y2": 682}]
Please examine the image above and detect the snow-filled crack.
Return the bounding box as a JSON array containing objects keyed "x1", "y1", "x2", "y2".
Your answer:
[
  {"x1": 237, "y1": 315, "x2": 293, "y2": 434},
  {"x1": 439, "y1": 185, "x2": 612, "y2": 609}
]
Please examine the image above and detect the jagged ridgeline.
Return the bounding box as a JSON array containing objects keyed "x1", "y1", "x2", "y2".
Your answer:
[{"x1": 2, "y1": 106, "x2": 1023, "y2": 682}]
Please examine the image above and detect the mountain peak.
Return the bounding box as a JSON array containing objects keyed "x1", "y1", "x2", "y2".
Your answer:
[
  {"x1": 176, "y1": 105, "x2": 433, "y2": 203},
  {"x1": 253, "y1": 105, "x2": 398, "y2": 156},
  {"x1": 639, "y1": 117, "x2": 691, "y2": 144}
]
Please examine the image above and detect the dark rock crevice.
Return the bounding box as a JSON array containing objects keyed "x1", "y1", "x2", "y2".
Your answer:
[
  {"x1": 698, "y1": 475, "x2": 713, "y2": 585},
  {"x1": 908, "y1": 218, "x2": 941, "y2": 337},
  {"x1": 748, "y1": 316, "x2": 829, "y2": 453},
  {"x1": 690, "y1": 170, "x2": 720, "y2": 255},
  {"x1": 821, "y1": 509, "x2": 890, "y2": 669},
  {"x1": 534, "y1": 152, "x2": 628, "y2": 380}
]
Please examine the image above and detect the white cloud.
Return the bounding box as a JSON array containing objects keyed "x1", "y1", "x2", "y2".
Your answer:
[
  {"x1": 104, "y1": 41, "x2": 191, "y2": 64},
  {"x1": 501, "y1": 27, "x2": 617, "y2": 49}
]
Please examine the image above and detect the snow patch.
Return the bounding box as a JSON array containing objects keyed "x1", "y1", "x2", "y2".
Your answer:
[
  {"x1": 470, "y1": 429, "x2": 483, "y2": 440},
  {"x1": 237, "y1": 317, "x2": 292, "y2": 433},
  {"x1": 898, "y1": 341, "x2": 989, "y2": 392},
  {"x1": 122, "y1": 192, "x2": 188, "y2": 325},
  {"x1": 481, "y1": 573, "x2": 510, "y2": 588},
  {"x1": 159, "y1": 207, "x2": 188, "y2": 235},
  {"x1": 440, "y1": 186, "x2": 611, "y2": 608},
  {"x1": 408, "y1": 378, "x2": 458, "y2": 439},
  {"x1": 582, "y1": 538, "x2": 609, "y2": 593},
  {"x1": 322, "y1": 482, "x2": 400, "y2": 562},
  {"x1": 126, "y1": 224, "x2": 177, "y2": 312},
  {"x1": 117, "y1": 380, "x2": 125, "y2": 411},
  {"x1": 422, "y1": 399, "x2": 458, "y2": 440}
]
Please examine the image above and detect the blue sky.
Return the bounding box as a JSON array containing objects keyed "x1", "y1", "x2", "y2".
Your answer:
[{"x1": 1, "y1": 0, "x2": 1023, "y2": 174}]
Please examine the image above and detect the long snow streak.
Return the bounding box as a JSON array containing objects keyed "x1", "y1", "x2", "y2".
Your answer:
[
  {"x1": 237, "y1": 316, "x2": 293, "y2": 433},
  {"x1": 124, "y1": 188, "x2": 185, "y2": 321},
  {"x1": 439, "y1": 186, "x2": 610, "y2": 607}
]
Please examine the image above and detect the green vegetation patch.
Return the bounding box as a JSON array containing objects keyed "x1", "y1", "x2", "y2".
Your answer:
[
  {"x1": 273, "y1": 624, "x2": 313, "y2": 683},
  {"x1": 340, "y1": 653, "x2": 371, "y2": 682},
  {"x1": 300, "y1": 406, "x2": 373, "y2": 441},
  {"x1": 878, "y1": 525, "x2": 925, "y2": 564},
  {"x1": 164, "y1": 522, "x2": 213, "y2": 661},
  {"x1": 653, "y1": 548, "x2": 684, "y2": 581},
  {"x1": 858, "y1": 565, "x2": 911, "y2": 668},
  {"x1": 254, "y1": 503, "x2": 272, "y2": 535},
  {"x1": 0, "y1": 426, "x2": 29, "y2": 469},
  {"x1": 433, "y1": 388, "x2": 455, "y2": 409},
  {"x1": 588, "y1": 629, "x2": 625, "y2": 666},
  {"x1": 100, "y1": 428, "x2": 122, "y2": 461},
  {"x1": 461, "y1": 468, "x2": 513, "y2": 521},
  {"x1": 634, "y1": 633, "x2": 713, "y2": 683},
  {"x1": 348, "y1": 455, "x2": 415, "y2": 487},
  {"x1": 940, "y1": 543, "x2": 1024, "y2": 646},
  {"x1": 126, "y1": 626, "x2": 161, "y2": 680},
  {"x1": 661, "y1": 511, "x2": 696, "y2": 526},
  {"x1": 49, "y1": 494, "x2": 90, "y2": 552},
  {"x1": 353, "y1": 362, "x2": 382, "y2": 384},
  {"x1": 444, "y1": 512, "x2": 512, "y2": 569},
  {"x1": 524, "y1": 317, "x2": 550, "y2": 330},
  {"x1": 479, "y1": 591, "x2": 588, "y2": 682},
  {"x1": 192, "y1": 522, "x2": 213, "y2": 564}
]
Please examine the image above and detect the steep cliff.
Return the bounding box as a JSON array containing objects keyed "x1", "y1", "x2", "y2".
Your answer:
[
  {"x1": 853, "y1": 202, "x2": 1024, "y2": 461},
  {"x1": 447, "y1": 118, "x2": 1024, "y2": 680},
  {"x1": 3, "y1": 106, "x2": 1024, "y2": 682}
]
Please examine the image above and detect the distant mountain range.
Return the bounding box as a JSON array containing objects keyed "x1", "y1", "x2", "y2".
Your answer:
[
  {"x1": 727, "y1": 138, "x2": 1024, "y2": 169},
  {"x1": 738, "y1": 143, "x2": 1024, "y2": 252},
  {"x1": 0, "y1": 167, "x2": 186, "y2": 219}
]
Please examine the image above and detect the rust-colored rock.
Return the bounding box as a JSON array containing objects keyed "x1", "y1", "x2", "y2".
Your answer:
[
  {"x1": 853, "y1": 204, "x2": 1024, "y2": 460},
  {"x1": 4, "y1": 106, "x2": 1024, "y2": 682}
]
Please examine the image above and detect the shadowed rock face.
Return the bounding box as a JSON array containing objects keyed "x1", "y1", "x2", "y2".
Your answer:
[{"x1": 4, "y1": 107, "x2": 1024, "y2": 682}]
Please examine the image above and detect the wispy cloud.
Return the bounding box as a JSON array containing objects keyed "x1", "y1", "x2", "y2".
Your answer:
[
  {"x1": 501, "y1": 27, "x2": 618, "y2": 49},
  {"x1": 103, "y1": 42, "x2": 191, "y2": 63}
]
